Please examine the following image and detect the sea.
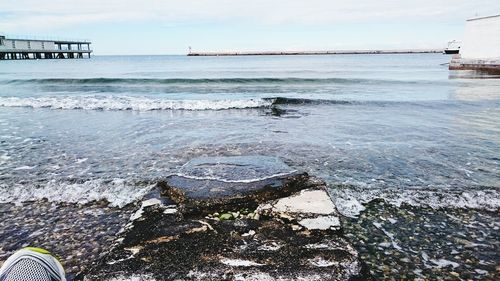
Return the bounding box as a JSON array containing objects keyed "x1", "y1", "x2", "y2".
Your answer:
[{"x1": 0, "y1": 54, "x2": 499, "y2": 280}]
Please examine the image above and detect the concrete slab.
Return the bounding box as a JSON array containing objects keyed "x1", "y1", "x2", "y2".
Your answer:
[{"x1": 76, "y1": 157, "x2": 371, "y2": 280}]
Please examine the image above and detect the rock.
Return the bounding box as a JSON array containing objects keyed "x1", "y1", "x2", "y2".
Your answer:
[
  {"x1": 219, "y1": 213, "x2": 233, "y2": 221},
  {"x1": 158, "y1": 156, "x2": 312, "y2": 214},
  {"x1": 76, "y1": 156, "x2": 371, "y2": 281}
]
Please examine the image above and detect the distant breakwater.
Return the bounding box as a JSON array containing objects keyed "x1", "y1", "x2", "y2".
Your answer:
[{"x1": 188, "y1": 49, "x2": 442, "y2": 56}]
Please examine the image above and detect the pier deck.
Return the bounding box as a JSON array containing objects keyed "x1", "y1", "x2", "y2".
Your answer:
[{"x1": 0, "y1": 35, "x2": 92, "y2": 60}]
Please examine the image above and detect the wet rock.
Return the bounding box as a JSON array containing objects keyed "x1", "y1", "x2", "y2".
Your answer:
[
  {"x1": 77, "y1": 157, "x2": 371, "y2": 281},
  {"x1": 159, "y1": 156, "x2": 312, "y2": 214}
]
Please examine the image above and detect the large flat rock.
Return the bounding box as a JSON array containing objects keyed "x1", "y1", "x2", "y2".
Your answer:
[
  {"x1": 176, "y1": 156, "x2": 296, "y2": 182},
  {"x1": 76, "y1": 157, "x2": 371, "y2": 280},
  {"x1": 159, "y1": 156, "x2": 311, "y2": 213}
]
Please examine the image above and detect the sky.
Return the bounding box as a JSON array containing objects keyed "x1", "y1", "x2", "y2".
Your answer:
[{"x1": 0, "y1": 0, "x2": 498, "y2": 55}]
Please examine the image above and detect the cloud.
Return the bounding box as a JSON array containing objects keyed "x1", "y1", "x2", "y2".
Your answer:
[{"x1": 0, "y1": 0, "x2": 498, "y2": 32}]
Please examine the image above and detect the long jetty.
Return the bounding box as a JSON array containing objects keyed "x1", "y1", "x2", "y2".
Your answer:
[
  {"x1": 0, "y1": 35, "x2": 92, "y2": 60},
  {"x1": 188, "y1": 49, "x2": 442, "y2": 56}
]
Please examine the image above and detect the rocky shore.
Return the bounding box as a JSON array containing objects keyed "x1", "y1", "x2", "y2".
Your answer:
[{"x1": 75, "y1": 156, "x2": 371, "y2": 280}]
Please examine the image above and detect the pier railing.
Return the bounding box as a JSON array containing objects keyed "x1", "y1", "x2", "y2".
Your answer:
[{"x1": 0, "y1": 33, "x2": 91, "y2": 43}]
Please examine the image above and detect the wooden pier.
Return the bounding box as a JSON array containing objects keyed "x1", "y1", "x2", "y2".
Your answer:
[
  {"x1": 0, "y1": 35, "x2": 92, "y2": 60},
  {"x1": 187, "y1": 49, "x2": 442, "y2": 57}
]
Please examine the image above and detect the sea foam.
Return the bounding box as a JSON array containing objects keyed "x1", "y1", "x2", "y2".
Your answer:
[
  {"x1": 329, "y1": 186, "x2": 500, "y2": 218},
  {"x1": 0, "y1": 96, "x2": 272, "y2": 111},
  {"x1": 0, "y1": 179, "x2": 153, "y2": 207}
]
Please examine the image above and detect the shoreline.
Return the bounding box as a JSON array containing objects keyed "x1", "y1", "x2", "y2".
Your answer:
[{"x1": 187, "y1": 49, "x2": 442, "y2": 56}]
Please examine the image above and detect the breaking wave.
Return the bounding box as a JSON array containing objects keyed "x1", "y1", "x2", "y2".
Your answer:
[
  {"x1": 0, "y1": 96, "x2": 273, "y2": 111},
  {"x1": 0, "y1": 179, "x2": 154, "y2": 208},
  {"x1": 0, "y1": 95, "x2": 359, "y2": 111},
  {"x1": 1, "y1": 95, "x2": 483, "y2": 112},
  {"x1": 329, "y1": 186, "x2": 500, "y2": 218}
]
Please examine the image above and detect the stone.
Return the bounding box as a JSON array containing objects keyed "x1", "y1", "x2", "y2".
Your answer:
[
  {"x1": 219, "y1": 213, "x2": 233, "y2": 220},
  {"x1": 158, "y1": 156, "x2": 311, "y2": 213}
]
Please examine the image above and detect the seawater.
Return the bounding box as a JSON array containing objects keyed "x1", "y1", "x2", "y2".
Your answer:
[{"x1": 0, "y1": 54, "x2": 499, "y2": 279}]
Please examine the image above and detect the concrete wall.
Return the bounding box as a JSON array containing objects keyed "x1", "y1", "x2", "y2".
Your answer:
[{"x1": 460, "y1": 15, "x2": 500, "y2": 59}]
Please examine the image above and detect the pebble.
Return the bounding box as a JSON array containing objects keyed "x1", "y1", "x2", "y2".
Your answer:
[
  {"x1": 0, "y1": 201, "x2": 135, "y2": 278},
  {"x1": 219, "y1": 213, "x2": 233, "y2": 220}
]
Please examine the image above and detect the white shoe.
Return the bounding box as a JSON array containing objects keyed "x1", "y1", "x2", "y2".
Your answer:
[{"x1": 0, "y1": 247, "x2": 66, "y2": 281}]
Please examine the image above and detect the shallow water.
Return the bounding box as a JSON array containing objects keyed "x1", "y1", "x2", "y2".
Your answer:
[
  {"x1": 0, "y1": 54, "x2": 499, "y2": 278},
  {"x1": 342, "y1": 201, "x2": 499, "y2": 280}
]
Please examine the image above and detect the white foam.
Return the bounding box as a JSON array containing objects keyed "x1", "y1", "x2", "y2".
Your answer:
[
  {"x1": 0, "y1": 96, "x2": 272, "y2": 111},
  {"x1": 175, "y1": 170, "x2": 298, "y2": 183},
  {"x1": 0, "y1": 154, "x2": 11, "y2": 164},
  {"x1": 0, "y1": 179, "x2": 153, "y2": 208},
  {"x1": 327, "y1": 196, "x2": 364, "y2": 218},
  {"x1": 330, "y1": 187, "x2": 500, "y2": 218},
  {"x1": 76, "y1": 158, "x2": 88, "y2": 163},
  {"x1": 13, "y1": 165, "x2": 36, "y2": 170},
  {"x1": 372, "y1": 221, "x2": 402, "y2": 251},
  {"x1": 430, "y1": 259, "x2": 460, "y2": 269}
]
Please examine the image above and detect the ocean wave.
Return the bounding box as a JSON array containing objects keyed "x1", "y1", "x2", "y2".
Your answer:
[
  {"x1": 329, "y1": 186, "x2": 500, "y2": 218},
  {"x1": 0, "y1": 179, "x2": 153, "y2": 207},
  {"x1": 1, "y1": 95, "x2": 478, "y2": 112},
  {"x1": 0, "y1": 96, "x2": 272, "y2": 111},
  {"x1": 5, "y1": 77, "x2": 419, "y2": 85},
  {"x1": 264, "y1": 97, "x2": 353, "y2": 105}
]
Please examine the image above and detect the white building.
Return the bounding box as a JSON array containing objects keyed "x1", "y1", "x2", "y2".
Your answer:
[
  {"x1": 460, "y1": 15, "x2": 500, "y2": 59},
  {"x1": 450, "y1": 14, "x2": 500, "y2": 73}
]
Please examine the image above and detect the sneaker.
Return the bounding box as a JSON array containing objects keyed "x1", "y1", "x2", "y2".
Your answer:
[{"x1": 0, "y1": 247, "x2": 66, "y2": 281}]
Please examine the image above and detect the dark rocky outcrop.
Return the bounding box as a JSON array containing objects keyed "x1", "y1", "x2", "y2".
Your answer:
[{"x1": 76, "y1": 156, "x2": 371, "y2": 281}]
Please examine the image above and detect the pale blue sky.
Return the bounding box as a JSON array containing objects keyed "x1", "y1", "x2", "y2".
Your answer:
[{"x1": 0, "y1": 0, "x2": 498, "y2": 55}]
